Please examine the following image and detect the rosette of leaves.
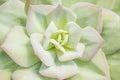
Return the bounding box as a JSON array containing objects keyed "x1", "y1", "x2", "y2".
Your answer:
[
  {"x1": 25, "y1": 0, "x2": 120, "y2": 80},
  {"x1": 0, "y1": 0, "x2": 112, "y2": 80}
]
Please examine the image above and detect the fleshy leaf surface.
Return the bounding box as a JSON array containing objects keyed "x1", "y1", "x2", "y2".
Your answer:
[
  {"x1": 65, "y1": 22, "x2": 82, "y2": 48},
  {"x1": 107, "y1": 50, "x2": 120, "y2": 80},
  {"x1": 43, "y1": 21, "x2": 57, "y2": 50},
  {"x1": 0, "y1": 49, "x2": 19, "y2": 80},
  {"x1": 101, "y1": 9, "x2": 120, "y2": 54},
  {"x1": 96, "y1": 0, "x2": 115, "y2": 9},
  {"x1": 0, "y1": 0, "x2": 26, "y2": 44},
  {"x1": 62, "y1": 0, "x2": 97, "y2": 7},
  {"x1": 25, "y1": 0, "x2": 61, "y2": 5},
  {"x1": 47, "y1": 4, "x2": 77, "y2": 29},
  {"x1": 67, "y1": 50, "x2": 110, "y2": 80},
  {"x1": 1, "y1": 27, "x2": 39, "y2": 67},
  {"x1": 26, "y1": 5, "x2": 55, "y2": 35},
  {"x1": 80, "y1": 26, "x2": 104, "y2": 60},
  {"x1": 12, "y1": 69, "x2": 41, "y2": 80},
  {"x1": 57, "y1": 43, "x2": 85, "y2": 62},
  {"x1": 71, "y1": 2, "x2": 102, "y2": 33},
  {"x1": 30, "y1": 33, "x2": 55, "y2": 66},
  {"x1": 40, "y1": 59, "x2": 78, "y2": 79}
]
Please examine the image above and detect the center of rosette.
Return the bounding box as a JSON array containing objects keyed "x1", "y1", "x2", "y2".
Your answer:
[
  {"x1": 50, "y1": 30, "x2": 68, "y2": 46},
  {"x1": 48, "y1": 30, "x2": 68, "y2": 53}
]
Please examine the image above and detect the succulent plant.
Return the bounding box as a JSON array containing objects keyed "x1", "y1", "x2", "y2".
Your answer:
[{"x1": 0, "y1": 0, "x2": 120, "y2": 80}]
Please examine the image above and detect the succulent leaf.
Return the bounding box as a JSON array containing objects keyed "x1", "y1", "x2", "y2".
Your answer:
[
  {"x1": 67, "y1": 50, "x2": 110, "y2": 80},
  {"x1": 1, "y1": 27, "x2": 39, "y2": 67},
  {"x1": 101, "y1": 9, "x2": 120, "y2": 54},
  {"x1": 71, "y1": 2, "x2": 103, "y2": 33},
  {"x1": 26, "y1": 5, "x2": 55, "y2": 35},
  {"x1": 57, "y1": 43, "x2": 85, "y2": 62},
  {"x1": 80, "y1": 26, "x2": 104, "y2": 60},
  {"x1": 0, "y1": 49, "x2": 19, "y2": 80},
  {"x1": 47, "y1": 4, "x2": 77, "y2": 29},
  {"x1": 39, "y1": 59, "x2": 78, "y2": 79},
  {"x1": 30, "y1": 33, "x2": 55, "y2": 66},
  {"x1": 0, "y1": 0, "x2": 26, "y2": 44},
  {"x1": 12, "y1": 69, "x2": 41, "y2": 80},
  {"x1": 65, "y1": 22, "x2": 82, "y2": 48}
]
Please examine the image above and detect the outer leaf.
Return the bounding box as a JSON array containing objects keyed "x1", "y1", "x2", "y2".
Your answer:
[
  {"x1": 102, "y1": 9, "x2": 120, "y2": 80},
  {"x1": 101, "y1": 9, "x2": 120, "y2": 54},
  {"x1": 0, "y1": 49, "x2": 20, "y2": 80},
  {"x1": 96, "y1": 0, "x2": 115, "y2": 9},
  {"x1": 25, "y1": 0, "x2": 50, "y2": 13},
  {"x1": 62, "y1": 0, "x2": 97, "y2": 7},
  {"x1": 71, "y1": 2, "x2": 103, "y2": 33},
  {"x1": 67, "y1": 50, "x2": 110, "y2": 80},
  {"x1": 1, "y1": 27, "x2": 39, "y2": 67},
  {"x1": 39, "y1": 59, "x2": 78, "y2": 79},
  {"x1": 112, "y1": 0, "x2": 120, "y2": 15},
  {"x1": 45, "y1": 0, "x2": 61, "y2": 5},
  {"x1": 0, "y1": 0, "x2": 26, "y2": 44},
  {"x1": 47, "y1": 4, "x2": 77, "y2": 29},
  {"x1": 12, "y1": 69, "x2": 41, "y2": 80},
  {"x1": 0, "y1": 49, "x2": 19, "y2": 70},
  {"x1": 26, "y1": 0, "x2": 49, "y2": 5},
  {"x1": 92, "y1": 50, "x2": 110, "y2": 80},
  {"x1": 26, "y1": 5, "x2": 54, "y2": 35},
  {"x1": 80, "y1": 26, "x2": 104, "y2": 60},
  {"x1": 12, "y1": 69, "x2": 56, "y2": 80},
  {"x1": 25, "y1": 0, "x2": 61, "y2": 6},
  {"x1": 107, "y1": 50, "x2": 120, "y2": 80}
]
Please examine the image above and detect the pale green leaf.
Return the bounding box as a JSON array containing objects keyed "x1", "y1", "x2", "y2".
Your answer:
[
  {"x1": 101, "y1": 9, "x2": 120, "y2": 54},
  {"x1": 43, "y1": 21, "x2": 57, "y2": 50},
  {"x1": 1, "y1": 27, "x2": 39, "y2": 67},
  {"x1": 49, "y1": 39, "x2": 65, "y2": 53},
  {"x1": 39, "y1": 59, "x2": 78, "y2": 79},
  {"x1": 26, "y1": 5, "x2": 55, "y2": 35},
  {"x1": 12, "y1": 69, "x2": 41, "y2": 80},
  {"x1": 96, "y1": 0, "x2": 115, "y2": 9},
  {"x1": 112, "y1": 0, "x2": 120, "y2": 15},
  {"x1": 30, "y1": 33, "x2": 55, "y2": 66},
  {"x1": 47, "y1": 4, "x2": 77, "y2": 29},
  {"x1": 57, "y1": 43, "x2": 85, "y2": 62},
  {"x1": 0, "y1": 0, "x2": 26, "y2": 44},
  {"x1": 65, "y1": 22, "x2": 81, "y2": 48},
  {"x1": 45, "y1": 0, "x2": 61, "y2": 5},
  {"x1": 0, "y1": 49, "x2": 19, "y2": 70},
  {"x1": 71, "y1": 2, "x2": 102, "y2": 33},
  {"x1": 0, "y1": 49, "x2": 19, "y2": 80},
  {"x1": 62, "y1": 0, "x2": 97, "y2": 7},
  {"x1": 80, "y1": 26, "x2": 104, "y2": 60},
  {"x1": 67, "y1": 50, "x2": 110, "y2": 80},
  {"x1": 107, "y1": 50, "x2": 120, "y2": 80}
]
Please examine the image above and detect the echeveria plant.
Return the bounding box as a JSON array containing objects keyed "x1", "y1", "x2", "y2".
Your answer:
[{"x1": 0, "y1": 0, "x2": 120, "y2": 80}]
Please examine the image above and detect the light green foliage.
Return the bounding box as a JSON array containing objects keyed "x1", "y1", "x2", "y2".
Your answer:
[{"x1": 0, "y1": 0, "x2": 120, "y2": 80}]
